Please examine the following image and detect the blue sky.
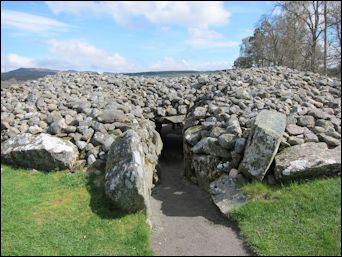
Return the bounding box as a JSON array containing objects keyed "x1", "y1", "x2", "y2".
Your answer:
[{"x1": 1, "y1": 1, "x2": 274, "y2": 72}]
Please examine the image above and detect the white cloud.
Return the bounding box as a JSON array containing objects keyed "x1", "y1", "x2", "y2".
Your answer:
[
  {"x1": 45, "y1": 1, "x2": 234, "y2": 49},
  {"x1": 1, "y1": 10, "x2": 70, "y2": 34},
  {"x1": 1, "y1": 54, "x2": 37, "y2": 72},
  {"x1": 2, "y1": 40, "x2": 135, "y2": 73},
  {"x1": 188, "y1": 27, "x2": 224, "y2": 40},
  {"x1": 186, "y1": 38, "x2": 240, "y2": 48},
  {"x1": 186, "y1": 26, "x2": 239, "y2": 48},
  {"x1": 46, "y1": 1, "x2": 230, "y2": 28},
  {"x1": 45, "y1": 1, "x2": 99, "y2": 15},
  {"x1": 46, "y1": 39, "x2": 133, "y2": 71}
]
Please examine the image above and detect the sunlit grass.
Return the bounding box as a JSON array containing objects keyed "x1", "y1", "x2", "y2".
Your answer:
[
  {"x1": 231, "y1": 177, "x2": 341, "y2": 256},
  {"x1": 1, "y1": 165, "x2": 153, "y2": 256}
]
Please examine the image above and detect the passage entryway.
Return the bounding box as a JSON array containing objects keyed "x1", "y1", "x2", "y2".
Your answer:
[{"x1": 150, "y1": 125, "x2": 250, "y2": 256}]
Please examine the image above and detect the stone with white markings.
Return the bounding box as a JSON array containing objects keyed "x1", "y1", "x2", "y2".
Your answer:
[
  {"x1": 1, "y1": 133, "x2": 78, "y2": 171},
  {"x1": 275, "y1": 142, "x2": 341, "y2": 181}
]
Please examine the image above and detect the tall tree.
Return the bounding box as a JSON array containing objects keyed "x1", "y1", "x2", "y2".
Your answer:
[
  {"x1": 278, "y1": 1, "x2": 325, "y2": 72},
  {"x1": 323, "y1": 1, "x2": 327, "y2": 75}
]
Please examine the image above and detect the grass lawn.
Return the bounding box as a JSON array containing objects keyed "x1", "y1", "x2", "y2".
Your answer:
[
  {"x1": 1, "y1": 164, "x2": 153, "y2": 256},
  {"x1": 231, "y1": 177, "x2": 341, "y2": 256}
]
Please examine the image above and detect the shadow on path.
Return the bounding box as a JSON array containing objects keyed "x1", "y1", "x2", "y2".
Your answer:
[{"x1": 151, "y1": 124, "x2": 252, "y2": 256}]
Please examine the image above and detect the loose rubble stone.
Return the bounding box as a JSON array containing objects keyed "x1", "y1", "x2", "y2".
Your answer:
[
  {"x1": 218, "y1": 134, "x2": 237, "y2": 150},
  {"x1": 192, "y1": 137, "x2": 231, "y2": 158},
  {"x1": 286, "y1": 124, "x2": 304, "y2": 136}
]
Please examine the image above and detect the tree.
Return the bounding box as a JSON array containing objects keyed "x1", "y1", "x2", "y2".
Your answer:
[
  {"x1": 233, "y1": 1, "x2": 340, "y2": 76},
  {"x1": 278, "y1": 1, "x2": 325, "y2": 72},
  {"x1": 233, "y1": 56, "x2": 253, "y2": 69},
  {"x1": 327, "y1": 1, "x2": 341, "y2": 69}
]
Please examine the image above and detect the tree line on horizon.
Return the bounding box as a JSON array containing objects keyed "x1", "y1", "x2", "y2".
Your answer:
[{"x1": 233, "y1": 1, "x2": 341, "y2": 77}]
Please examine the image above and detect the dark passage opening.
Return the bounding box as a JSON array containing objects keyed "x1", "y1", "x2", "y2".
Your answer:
[
  {"x1": 158, "y1": 124, "x2": 184, "y2": 167},
  {"x1": 150, "y1": 124, "x2": 252, "y2": 256},
  {"x1": 152, "y1": 123, "x2": 230, "y2": 224}
]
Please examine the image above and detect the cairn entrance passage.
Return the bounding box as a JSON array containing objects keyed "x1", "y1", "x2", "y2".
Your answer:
[{"x1": 150, "y1": 123, "x2": 250, "y2": 256}]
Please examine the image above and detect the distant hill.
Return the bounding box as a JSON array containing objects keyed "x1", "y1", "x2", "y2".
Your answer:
[
  {"x1": 121, "y1": 70, "x2": 220, "y2": 77},
  {"x1": 1, "y1": 68, "x2": 223, "y2": 81},
  {"x1": 1, "y1": 68, "x2": 60, "y2": 81}
]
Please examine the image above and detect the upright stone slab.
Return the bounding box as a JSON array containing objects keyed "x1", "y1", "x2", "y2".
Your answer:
[
  {"x1": 274, "y1": 143, "x2": 341, "y2": 181},
  {"x1": 105, "y1": 130, "x2": 151, "y2": 213},
  {"x1": 1, "y1": 133, "x2": 78, "y2": 171},
  {"x1": 238, "y1": 110, "x2": 286, "y2": 180}
]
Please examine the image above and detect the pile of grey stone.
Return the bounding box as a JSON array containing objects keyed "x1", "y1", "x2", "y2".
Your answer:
[
  {"x1": 182, "y1": 67, "x2": 341, "y2": 216},
  {"x1": 1, "y1": 66, "x2": 341, "y2": 215}
]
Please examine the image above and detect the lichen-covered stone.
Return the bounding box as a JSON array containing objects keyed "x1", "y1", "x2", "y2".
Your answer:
[
  {"x1": 192, "y1": 154, "x2": 222, "y2": 192},
  {"x1": 238, "y1": 110, "x2": 286, "y2": 180},
  {"x1": 1, "y1": 133, "x2": 78, "y2": 171},
  {"x1": 105, "y1": 130, "x2": 151, "y2": 213},
  {"x1": 274, "y1": 142, "x2": 341, "y2": 181}
]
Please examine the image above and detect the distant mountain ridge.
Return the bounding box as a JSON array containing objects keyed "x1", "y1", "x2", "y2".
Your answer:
[
  {"x1": 121, "y1": 70, "x2": 217, "y2": 77},
  {"x1": 1, "y1": 68, "x2": 222, "y2": 81},
  {"x1": 1, "y1": 68, "x2": 59, "y2": 81}
]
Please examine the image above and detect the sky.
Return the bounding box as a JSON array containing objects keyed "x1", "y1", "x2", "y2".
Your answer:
[{"x1": 1, "y1": 1, "x2": 275, "y2": 73}]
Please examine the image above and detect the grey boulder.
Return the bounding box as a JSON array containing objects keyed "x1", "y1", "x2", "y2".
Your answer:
[
  {"x1": 274, "y1": 142, "x2": 341, "y2": 181},
  {"x1": 192, "y1": 137, "x2": 231, "y2": 158},
  {"x1": 1, "y1": 133, "x2": 78, "y2": 171}
]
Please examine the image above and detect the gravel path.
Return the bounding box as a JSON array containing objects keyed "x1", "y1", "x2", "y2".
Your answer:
[{"x1": 150, "y1": 126, "x2": 251, "y2": 256}]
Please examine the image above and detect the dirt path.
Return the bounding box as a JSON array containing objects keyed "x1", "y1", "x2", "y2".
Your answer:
[{"x1": 150, "y1": 126, "x2": 251, "y2": 256}]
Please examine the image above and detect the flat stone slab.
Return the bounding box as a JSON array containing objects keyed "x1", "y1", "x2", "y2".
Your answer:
[
  {"x1": 275, "y1": 142, "x2": 341, "y2": 181},
  {"x1": 1, "y1": 133, "x2": 78, "y2": 171},
  {"x1": 209, "y1": 174, "x2": 246, "y2": 217},
  {"x1": 239, "y1": 110, "x2": 286, "y2": 180},
  {"x1": 155, "y1": 115, "x2": 185, "y2": 124}
]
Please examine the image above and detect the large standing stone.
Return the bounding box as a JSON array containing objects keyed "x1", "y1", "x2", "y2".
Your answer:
[
  {"x1": 274, "y1": 142, "x2": 341, "y2": 181},
  {"x1": 238, "y1": 110, "x2": 286, "y2": 180},
  {"x1": 1, "y1": 133, "x2": 78, "y2": 171},
  {"x1": 105, "y1": 130, "x2": 151, "y2": 213}
]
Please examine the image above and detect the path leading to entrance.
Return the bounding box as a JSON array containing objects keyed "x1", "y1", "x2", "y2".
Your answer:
[{"x1": 150, "y1": 125, "x2": 251, "y2": 256}]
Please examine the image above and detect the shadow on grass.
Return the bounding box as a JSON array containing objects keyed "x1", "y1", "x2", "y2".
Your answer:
[{"x1": 84, "y1": 171, "x2": 133, "y2": 220}]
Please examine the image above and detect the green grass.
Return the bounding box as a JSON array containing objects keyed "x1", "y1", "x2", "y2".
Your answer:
[
  {"x1": 231, "y1": 178, "x2": 341, "y2": 256},
  {"x1": 1, "y1": 165, "x2": 153, "y2": 256}
]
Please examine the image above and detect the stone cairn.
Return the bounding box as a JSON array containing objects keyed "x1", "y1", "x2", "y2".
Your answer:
[{"x1": 1, "y1": 66, "x2": 341, "y2": 216}]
